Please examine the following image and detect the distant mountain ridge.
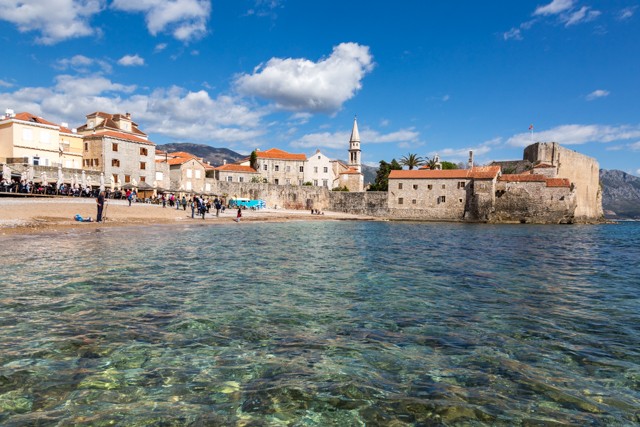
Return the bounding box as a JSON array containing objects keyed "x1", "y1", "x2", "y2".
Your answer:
[
  {"x1": 600, "y1": 169, "x2": 640, "y2": 219},
  {"x1": 157, "y1": 143, "x2": 247, "y2": 166}
]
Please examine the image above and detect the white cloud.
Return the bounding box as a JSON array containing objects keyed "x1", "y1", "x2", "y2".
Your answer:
[
  {"x1": 0, "y1": 0, "x2": 104, "y2": 44},
  {"x1": 154, "y1": 43, "x2": 168, "y2": 52},
  {"x1": 111, "y1": 0, "x2": 210, "y2": 42},
  {"x1": 507, "y1": 124, "x2": 640, "y2": 147},
  {"x1": 636, "y1": 169, "x2": 640, "y2": 176},
  {"x1": 0, "y1": 74, "x2": 266, "y2": 144},
  {"x1": 564, "y1": 6, "x2": 601, "y2": 26},
  {"x1": 629, "y1": 141, "x2": 640, "y2": 151},
  {"x1": 117, "y1": 54, "x2": 145, "y2": 67},
  {"x1": 503, "y1": 27, "x2": 523, "y2": 41},
  {"x1": 534, "y1": 0, "x2": 574, "y2": 16},
  {"x1": 246, "y1": 0, "x2": 283, "y2": 18},
  {"x1": 618, "y1": 7, "x2": 636, "y2": 20},
  {"x1": 291, "y1": 127, "x2": 418, "y2": 149},
  {"x1": 55, "y1": 54, "x2": 112, "y2": 74},
  {"x1": 586, "y1": 89, "x2": 609, "y2": 101},
  {"x1": 235, "y1": 42, "x2": 374, "y2": 113},
  {"x1": 0, "y1": 79, "x2": 13, "y2": 88}
]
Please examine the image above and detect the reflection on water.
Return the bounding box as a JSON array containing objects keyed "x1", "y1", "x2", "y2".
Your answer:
[{"x1": 1, "y1": 221, "x2": 640, "y2": 425}]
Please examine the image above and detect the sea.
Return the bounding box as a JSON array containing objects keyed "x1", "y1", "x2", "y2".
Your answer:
[{"x1": 1, "y1": 220, "x2": 639, "y2": 426}]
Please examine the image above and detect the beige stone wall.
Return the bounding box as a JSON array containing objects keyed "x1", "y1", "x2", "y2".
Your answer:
[
  {"x1": 492, "y1": 180, "x2": 577, "y2": 223},
  {"x1": 170, "y1": 159, "x2": 206, "y2": 192},
  {"x1": 216, "y1": 170, "x2": 260, "y2": 184},
  {"x1": 254, "y1": 158, "x2": 305, "y2": 185},
  {"x1": 388, "y1": 177, "x2": 470, "y2": 220},
  {"x1": 524, "y1": 142, "x2": 603, "y2": 221},
  {"x1": 0, "y1": 123, "x2": 14, "y2": 159}
]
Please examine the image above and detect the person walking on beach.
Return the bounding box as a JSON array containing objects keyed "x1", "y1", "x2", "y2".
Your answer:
[
  {"x1": 234, "y1": 207, "x2": 242, "y2": 222},
  {"x1": 181, "y1": 196, "x2": 187, "y2": 211},
  {"x1": 96, "y1": 191, "x2": 105, "y2": 222},
  {"x1": 176, "y1": 194, "x2": 180, "y2": 210},
  {"x1": 215, "y1": 199, "x2": 221, "y2": 217},
  {"x1": 191, "y1": 196, "x2": 196, "y2": 218},
  {"x1": 126, "y1": 189, "x2": 132, "y2": 206}
]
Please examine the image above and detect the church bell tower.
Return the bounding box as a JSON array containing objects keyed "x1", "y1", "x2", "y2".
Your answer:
[{"x1": 348, "y1": 116, "x2": 361, "y2": 172}]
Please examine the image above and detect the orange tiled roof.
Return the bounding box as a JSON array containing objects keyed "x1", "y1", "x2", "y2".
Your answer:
[
  {"x1": 214, "y1": 164, "x2": 258, "y2": 173},
  {"x1": 256, "y1": 148, "x2": 306, "y2": 161},
  {"x1": 389, "y1": 166, "x2": 500, "y2": 180},
  {"x1": 83, "y1": 130, "x2": 155, "y2": 146},
  {"x1": 545, "y1": 178, "x2": 571, "y2": 187},
  {"x1": 340, "y1": 167, "x2": 362, "y2": 175},
  {"x1": 13, "y1": 112, "x2": 58, "y2": 127},
  {"x1": 499, "y1": 174, "x2": 546, "y2": 182}
]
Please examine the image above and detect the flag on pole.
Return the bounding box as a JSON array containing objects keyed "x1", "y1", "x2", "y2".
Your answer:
[{"x1": 528, "y1": 124, "x2": 534, "y2": 131}]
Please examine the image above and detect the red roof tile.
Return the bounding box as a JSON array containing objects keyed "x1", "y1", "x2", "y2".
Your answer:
[
  {"x1": 13, "y1": 112, "x2": 58, "y2": 127},
  {"x1": 340, "y1": 167, "x2": 362, "y2": 175},
  {"x1": 256, "y1": 148, "x2": 306, "y2": 161},
  {"x1": 213, "y1": 164, "x2": 258, "y2": 173},
  {"x1": 545, "y1": 178, "x2": 571, "y2": 187},
  {"x1": 83, "y1": 130, "x2": 155, "y2": 146},
  {"x1": 389, "y1": 166, "x2": 500, "y2": 180}
]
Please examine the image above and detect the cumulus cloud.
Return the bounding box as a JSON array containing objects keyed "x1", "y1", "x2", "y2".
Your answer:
[
  {"x1": 117, "y1": 54, "x2": 145, "y2": 67},
  {"x1": 55, "y1": 54, "x2": 112, "y2": 74},
  {"x1": 291, "y1": 127, "x2": 418, "y2": 150},
  {"x1": 0, "y1": 75, "x2": 266, "y2": 144},
  {"x1": 0, "y1": 79, "x2": 13, "y2": 88},
  {"x1": 629, "y1": 141, "x2": 640, "y2": 151},
  {"x1": 507, "y1": 124, "x2": 640, "y2": 147},
  {"x1": 534, "y1": 0, "x2": 575, "y2": 16},
  {"x1": 618, "y1": 7, "x2": 637, "y2": 20},
  {"x1": 235, "y1": 42, "x2": 374, "y2": 113},
  {"x1": 0, "y1": 0, "x2": 104, "y2": 44},
  {"x1": 586, "y1": 89, "x2": 609, "y2": 101},
  {"x1": 111, "y1": 0, "x2": 210, "y2": 42}
]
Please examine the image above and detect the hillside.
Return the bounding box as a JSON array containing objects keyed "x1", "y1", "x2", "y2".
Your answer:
[
  {"x1": 157, "y1": 143, "x2": 247, "y2": 166},
  {"x1": 600, "y1": 169, "x2": 640, "y2": 219}
]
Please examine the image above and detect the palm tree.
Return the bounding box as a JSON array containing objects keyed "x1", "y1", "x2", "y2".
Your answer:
[{"x1": 399, "y1": 153, "x2": 424, "y2": 170}]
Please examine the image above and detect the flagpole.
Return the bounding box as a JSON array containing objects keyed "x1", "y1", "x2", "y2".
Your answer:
[{"x1": 529, "y1": 124, "x2": 534, "y2": 143}]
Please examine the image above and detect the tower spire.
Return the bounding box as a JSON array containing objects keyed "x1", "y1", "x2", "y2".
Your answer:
[{"x1": 348, "y1": 116, "x2": 361, "y2": 172}]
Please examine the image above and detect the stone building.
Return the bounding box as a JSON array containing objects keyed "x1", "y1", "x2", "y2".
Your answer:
[
  {"x1": 304, "y1": 149, "x2": 335, "y2": 188},
  {"x1": 77, "y1": 112, "x2": 156, "y2": 187},
  {"x1": 240, "y1": 148, "x2": 306, "y2": 185},
  {"x1": 0, "y1": 110, "x2": 83, "y2": 169},
  {"x1": 213, "y1": 163, "x2": 260, "y2": 183}
]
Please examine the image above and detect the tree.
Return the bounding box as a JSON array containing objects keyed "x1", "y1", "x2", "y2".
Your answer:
[
  {"x1": 424, "y1": 157, "x2": 438, "y2": 170},
  {"x1": 249, "y1": 150, "x2": 259, "y2": 171},
  {"x1": 368, "y1": 159, "x2": 402, "y2": 191},
  {"x1": 400, "y1": 153, "x2": 424, "y2": 170},
  {"x1": 441, "y1": 161, "x2": 458, "y2": 170}
]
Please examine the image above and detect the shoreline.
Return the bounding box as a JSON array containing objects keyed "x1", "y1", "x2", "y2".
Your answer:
[{"x1": 0, "y1": 198, "x2": 378, "y2": 236}]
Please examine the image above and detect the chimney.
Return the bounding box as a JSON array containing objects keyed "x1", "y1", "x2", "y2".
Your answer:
[
  {"x1": 61, "y1": 122, "x2": 68, "y2": 128},
  {"x1": 125, "y1": 112, "x2": 131, "y2": 119},
  {"x1": 223, "y1": 159, "x2": 227, "y2": 165},
  {"x1": 468, "y1": 150, "x2": 474, "y2": 169}
]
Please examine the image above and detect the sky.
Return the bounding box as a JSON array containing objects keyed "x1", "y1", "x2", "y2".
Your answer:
[{"x1": 0, "y1": 0, "x2": 639, "y2": 175}]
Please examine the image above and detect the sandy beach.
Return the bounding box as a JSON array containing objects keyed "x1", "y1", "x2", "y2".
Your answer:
[{"x1": 0, "y1": 197, "x2": 377, "y2": 235}]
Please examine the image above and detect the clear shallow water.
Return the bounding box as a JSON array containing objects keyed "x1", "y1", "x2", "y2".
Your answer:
[{"x1": 1, "y1": 221, "x2": 639, "y2": 426}]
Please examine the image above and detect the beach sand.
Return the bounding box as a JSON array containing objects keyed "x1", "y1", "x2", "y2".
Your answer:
[{"x1": 0, "y1": 197, "x2": 377, "y2": 235}]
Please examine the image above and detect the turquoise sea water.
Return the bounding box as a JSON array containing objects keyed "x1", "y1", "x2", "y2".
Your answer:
[{"x1": 1, "y1": 221, "x2": 639, "y2": 426}]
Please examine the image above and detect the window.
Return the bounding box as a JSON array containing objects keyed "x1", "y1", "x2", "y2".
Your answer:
[
  {"x1": 299, "y1": 166, "x2": 304, "y2": 173},
  {"x1": 298, "y1": 179, "x2": 303, "y2": 185},
  {"x1": 286, "y1": 166, "x2": 291, "y2": 172},
  {"x1": 187, "y1": 169, "x2": 192, "y2": 178},
  {"x1": 323, "y1": 179, "x2": 328, "y2": 187},
  {"x1": 22, "y1": 128, "x2": 33, "y2": 141},
  {"x1": 125, "y1": 175, "x2": 131, "y2": 183},
  {"x1": 195, "y1": 170, "x2": 200, "y2": 179},
  {"x1": 263, "y1": 164, "x2": 268, "y2": 171},
  {"x1": 156, "y1": 172, "x2": 163, "y2": 181},
  {"x1": 318, "y1": 155, "x2": 321, "y2": 159},
  {"x1": 286, "y1": 178, "x2": 291, "y2": 185},
  {"x1": 458, "y1": 181, "x2": 465, "y2": 189},
  {"x1": 274, "y1": 179, "x2": 279, "y2": 185},
  {"x1": 227, "y1": 176, "x2": 233, "y2": 182},
  {"x1": 239, "y1": 177, "x2": 244, "y2": 183},
  {"x1": 324, "y1": 167, "x2": 328, "y2": 173},
  {"x1": 412, "y1": 199, "x2": 417, "y2": 204},
  {"x1": 459, "y1": 198, "x2": 463, "y2": 203},
  {"x1": 413, "y1": 184, "x2": 418, "y2": 190},
  {"x1": 398, "y1": 198, "x2": 404, "y2": 205},
  {"x1": 441, "y1": 184, "x2": 446, "y2": 189},
  {"x1": 275, "y1": 165, "x2": 280, "y2": 172},
  {"x1": 33, "y1": 156, "x2": 40, "y2": 166},
  {"x1": 140, "y1": 162, "x2": 146, "y2": 170},
  {"x1": 140, "y1": 147, "x2": 148, "y2": 156},
  {"x1": 94, "y1": 159, "x2": 99, "y2": 166},
  {"x1": 112, "y1": 143, "x2": 118, "y2": 152},
  {"x1": 428, "y1": 184, "x2": 433, "y2": 190},
  {"x1": 112, "y1": 174, "x2": 118, "y2": 183},
  {"x1": 140, "y1": 177, "x2": 146, "y2": 182},
  {"x1": 314, "y1": 166, "x2": 318, "y2": 173},
  {"x1": 438, "y1": 196, "x2": 446, "y2": 204},
  {"x1": 84, "y1": 142, "x2": 88, "y2": 151},
  {"x1": 112, "y1": 159, "x2": 120, "y2": 167},
  {"x1": 398, "y1": 183, "x2": 403, "y2": 190},
  {"x1": 40, "y1": 132, "x2": 50, "y2": 144},
  {"x1": 313, "y1": 180, "x2": 318, "y2": 186}
]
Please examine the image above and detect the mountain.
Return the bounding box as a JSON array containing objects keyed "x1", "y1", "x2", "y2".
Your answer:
[
  {"x1": 157, "y1": 143, "x2": 247, "y2": 166},
  {"x1": 600, "y1": 169, "x2": 640, "y2": 219},
  {"x1": 361, "y1": 164, "x2": 377, "y2": 185}
]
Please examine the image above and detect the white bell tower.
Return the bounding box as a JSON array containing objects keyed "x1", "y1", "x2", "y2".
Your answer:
[{"x1": 348, "y1": 116, "x2": 361, "y2": 172}]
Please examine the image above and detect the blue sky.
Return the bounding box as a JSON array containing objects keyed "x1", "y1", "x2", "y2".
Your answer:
[{"x1": 0, "y1": 0, "x2": 639, "y2": 174}]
